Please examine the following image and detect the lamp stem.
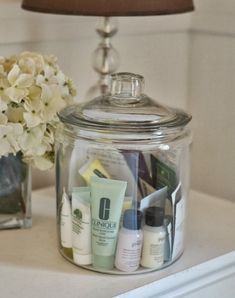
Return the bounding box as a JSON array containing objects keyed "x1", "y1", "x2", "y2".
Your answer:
[{"x1": 88, "y1": 17, "x2": 119, "y2": 98}]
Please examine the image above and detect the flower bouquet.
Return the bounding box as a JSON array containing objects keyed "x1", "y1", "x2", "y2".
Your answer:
[{"x1": 0, "y1": 52, "x2": 76, "y2": 228}]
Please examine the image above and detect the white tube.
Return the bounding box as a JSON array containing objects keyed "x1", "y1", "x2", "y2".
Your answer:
[
  {"x1": 60, "y1": 188, "x2": 73, "y2": 258},
  {"x1": 72, "y1": 187, "x2": 92, "y2": 265},
  {"x1": 90, "y1": 176, "x2": 127, "y2": 270}
]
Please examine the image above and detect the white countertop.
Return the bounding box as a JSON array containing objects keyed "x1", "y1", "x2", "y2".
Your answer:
[{"x1": 0, "y1": 187, "x2": 235, "y2": 298}]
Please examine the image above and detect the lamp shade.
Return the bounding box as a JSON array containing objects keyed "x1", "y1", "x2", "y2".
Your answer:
[{"x1": 22, "y1": 0, "x2": 194, "y2": 16}]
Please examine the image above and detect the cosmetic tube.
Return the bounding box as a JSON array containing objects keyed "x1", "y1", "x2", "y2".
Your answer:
[
  {"x1": 72, "y1": 187, "x2": 92, "y2": 265},
  {"x1": 79, "y1": 158, "x2": 110, "y2": 185},
  {"x1": 60, "y1": 188, "x2": 73, "y2": 258},
  {"x1": 90, "y1": 176, "x2": 127, "y2": 270}
]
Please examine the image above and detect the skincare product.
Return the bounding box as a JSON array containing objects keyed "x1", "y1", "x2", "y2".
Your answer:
[
  {"x1": 138, "y1": 178, "x2": 155, "y2": 198},
  {"x1": 119, "y1": 196, "x2": 133, "y2": 228},
  {"x1": 86, "y1": 148, "x2": 137, "y2": 198},
  {"x1": 171, "y1": 183, "x2": 185, "y2": 260},
  {"x1": 121, "y1": 150, "x2": 141, "y2": 202},
  {"x1": 90, "y1": 176, "x2": 127, "y2": 270},
  {"x1": 163, "y1": 215, "x2": 173, "y2": 262},
  {"x1": 138, "y1": 153, "x2": 153, "y2": 197},
  {"x1": 79, "y1": 158, "x2": 110, "y2": 185},
  {"x1": 141, "y1": 207, "x2": 166, "y2": 269},
  {"x1": 115, "y1": 209, "x2": 143, "y2": 272},
  {"x1": 151, "y1": 154, "x2": 177, "y2": 196},
  {"x1": 140, "y1": 186, "x2": 168, "y2": 211},
  {"x1": 72, "y1": 187, "x2": 92, "y2": 265},
  {"x1": 123, "y1": 151, "x2": 153, "y2": 198},
  {"x1": 60, "y1": 188, "x2": 73, "y2": 258}
]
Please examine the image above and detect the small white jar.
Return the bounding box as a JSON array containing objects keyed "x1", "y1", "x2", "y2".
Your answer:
[
  {"x1": 115, "y1": 209, "x2": 143, "y2": 272},
  {"x1": 141, "y1": 207, "x2": 166, "y2": 269}
]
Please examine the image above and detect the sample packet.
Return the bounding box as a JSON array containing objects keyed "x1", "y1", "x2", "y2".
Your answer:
[{"x1": 151, "y1": 154, "x2": 178, "y2": 196}]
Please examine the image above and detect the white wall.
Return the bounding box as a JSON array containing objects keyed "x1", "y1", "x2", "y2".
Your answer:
[{"x1": 189, "y1": 0, "x2": 235, "y2": 201}]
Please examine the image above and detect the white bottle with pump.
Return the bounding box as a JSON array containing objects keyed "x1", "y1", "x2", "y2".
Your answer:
[
  {"x1": 115, "y1": 209, "x2": 143, "y2": 272},
  {"x1": 141, "y1": 206, "x2": 166, "y2": 269}
]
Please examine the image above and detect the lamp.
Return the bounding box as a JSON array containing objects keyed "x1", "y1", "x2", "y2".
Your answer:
[{"x1": 22, "y1": 0, "x2": 194, "y2": 96}]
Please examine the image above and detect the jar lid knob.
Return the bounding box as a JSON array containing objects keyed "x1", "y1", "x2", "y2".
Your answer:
[{"x1": 110, "y1": 72, "x2": 144, "y2": 104}]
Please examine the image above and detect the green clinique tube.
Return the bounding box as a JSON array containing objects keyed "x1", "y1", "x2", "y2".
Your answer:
[{"x1": 90, "y1": 176, "x2": 127, "y2": 270}]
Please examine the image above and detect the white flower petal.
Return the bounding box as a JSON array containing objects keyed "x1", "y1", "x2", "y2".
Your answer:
[
  {"x1": 8, "y1": 64, "x2": 20, "y2": 85},
  {"x1": 6, "y1": 106, "x2": 24, "y2": 123},
  {"x1": 19, "y1": 125, "x2": 46, "y2": 153},
  {"x1": 9, "y1": 123, "x2": 23, "y2": 136},
  {"x1": 4, "y1": 86, "x2": 28, "y2": 103},
  {"x1": 33, "y1": 155, "x2": 53, "y2": 170},
  {"x1": 55, "y1": 71, "x2": 66, "y2": 85},
  {"x1": 0, "y1": 138, "x2": 12, "y2": 155},
  {"x1": 23, "y1": 112, "x2": 42, "y2": 128},
  {"x1": 28, "y1": 85, "x2": 41, "y2": 101},
  {"x1": 41, "y1": 84, "x2": 53, "y2": 102},
  {"x1": 0, "y1": 113, "x2": 7, "y2": 124},
  {"x1": 24, "y1": 97, "x2": 42, "y2": 113},
  {"x1": 18, "y1": 52, "x2": 45, "y2": 74},
  {"x1": 44, "y1": 64, "x2": 54, "y2": 79},
  {"x1": 0, "y1": 100, "x2": 7, "y2": 112},
  {"x1": 14, "y1": 73, "x2": 34, "y2": 88},
  {"x1": 19, "y1": 57, "x2": 36, "y2": 75},
  {"x1": 0, "y1": 76, "x2": 10, "y2": 89},
  {"x1": 0, "y1": 123, "x2": 22, "y2": 155},
  {"x1": 36, "y1": 74, "x2": 45, "y2": 86},
  {"x1": 0, "y1": 124, "x2": 12, "y2": 138},
  {"x1": 7, "y1": 133, "x2": 21, "y2": 152},
  {"x1": 0, "y1": 65, "x2": 5, "y2": 75}
]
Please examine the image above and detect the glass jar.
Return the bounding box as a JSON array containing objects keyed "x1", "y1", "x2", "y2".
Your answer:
[{"x1": 55, "y1": 72, "x2": 192, "y2": 274}]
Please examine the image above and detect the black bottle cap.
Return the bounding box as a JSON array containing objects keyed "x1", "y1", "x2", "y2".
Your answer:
[
  {"x1": 145, "y1": 206, "x2": 164, "y2": 227},
  {"x1": 123, "y1": 209, "x2": 142, "y2": 230}
]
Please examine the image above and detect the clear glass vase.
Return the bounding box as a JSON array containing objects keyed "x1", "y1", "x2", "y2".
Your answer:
[{"x1": 0, "y1": 153, "x2": 32, "y2": 229}]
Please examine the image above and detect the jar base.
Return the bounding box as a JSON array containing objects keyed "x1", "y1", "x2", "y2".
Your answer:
[{"x1": 59, "y1": 248, "x2": 184, "y2": 275}]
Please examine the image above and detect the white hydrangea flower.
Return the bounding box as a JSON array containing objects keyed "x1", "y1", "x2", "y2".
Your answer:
[
  {"x1": 40, "y1": 84, "x2": 66, "y2": 122},
  {"x1": 0, "y1": 123, "x2": 23, "y2": 156},
  {"x1": 4, "y1": 64, "x2": 34, "y2": 103},
  {"x1": 18, "y1": 125, "x2": 48, "y2": 156},
  {"x1": 36, "y1": 64, "x2": 72, "y2": 99},
  {"x1": 0, "y1": 51, "x2": 76, "y2": 170},
  {"x1": 36, "y1": 64, "x2": 57, "y2": 86},
  {"x1": 17, "y1": 52, "x2": 45, "y2": 75},
  {"x1": 0, "y1": 76, "x2": 10, "y2": 112},
  {"x1": 23, "y1": 87, "x2": 43, "y2": 128}
]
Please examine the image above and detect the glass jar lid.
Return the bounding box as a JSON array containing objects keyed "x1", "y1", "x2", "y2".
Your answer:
[{"x1": 58, "y1": 72, "x2": 191, "y2": 139}]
